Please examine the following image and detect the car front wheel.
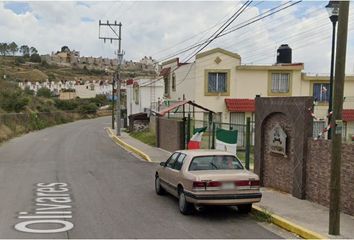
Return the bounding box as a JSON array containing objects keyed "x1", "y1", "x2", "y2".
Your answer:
[
  {"x1": 178, "y1": 190, "x2": 193, "y2": 215},
  {"x1": 155, "y1": 176, "x2": 165, "y2": 195}
]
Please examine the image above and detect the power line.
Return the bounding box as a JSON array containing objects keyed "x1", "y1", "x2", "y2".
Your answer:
[
  {"x1": 153, "y1": 1, "x2": 265, "y2": 59},
  {"x1": 157, "y1": 0, "x2": 302, "y2": 63},
  {"x1": 159, "y1": 0, "x2": 304, "y2": 90},
  {"x1": 183, "y1": 0, "x2": 253, "y2": 63},
  {"x1": 174, "y1": 1, "x2": 253, "y2": 87},
  {"x1": 219, "y1": 5, "x2": 330, "y2": 57}
]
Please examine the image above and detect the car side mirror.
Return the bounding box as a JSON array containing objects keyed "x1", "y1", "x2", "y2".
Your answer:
[{"x1": 160, "y1": 162, "x2": 166, "y2": 167}]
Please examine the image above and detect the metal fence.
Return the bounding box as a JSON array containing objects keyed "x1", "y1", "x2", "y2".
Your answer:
[{"x1": 190, "y1": 119, "x2": 255, "y2": 150}]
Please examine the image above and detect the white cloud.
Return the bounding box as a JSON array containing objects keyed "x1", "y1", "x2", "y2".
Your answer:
[{"x1": 1, "y1": 1, "x2": 353, "y2": 74}]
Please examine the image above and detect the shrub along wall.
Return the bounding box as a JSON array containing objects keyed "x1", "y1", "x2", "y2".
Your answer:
[{"x1": 306, "y1": 139, "x2": 354, "y2": 216}]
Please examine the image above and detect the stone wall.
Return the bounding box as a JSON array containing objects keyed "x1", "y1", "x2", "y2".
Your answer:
[
  {"x1": 306, "y1": 139, "x2": 354, "y2": 216},
  {"x1": 255, "y1": 96, "x2": 313, "y2": 199},
  {"x1": 262, "y1": 113, "x2": 294, "y2": 193},
  {"x1": 157, "y1": 117, "x2": 184, "y2": 152}
]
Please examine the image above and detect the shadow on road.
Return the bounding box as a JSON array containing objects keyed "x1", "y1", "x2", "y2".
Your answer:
[{"x1": 162, "y1": 193, "x2": 250, "y2": 220}]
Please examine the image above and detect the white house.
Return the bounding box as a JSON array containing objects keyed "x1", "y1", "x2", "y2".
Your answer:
[{"x1": 126, "y1": 78, "x2": 164, "y2": 117}]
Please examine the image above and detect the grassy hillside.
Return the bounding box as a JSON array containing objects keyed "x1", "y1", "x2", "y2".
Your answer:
[
  {"x1": 0, "y1": 76, "x2": 110, "y2": 143},
  {"x1": 0, "y1": 56, "x2": 156, "y2": 83},
  {"x1": 0, "y1": 56, "x2": 111, "y2": 82}
]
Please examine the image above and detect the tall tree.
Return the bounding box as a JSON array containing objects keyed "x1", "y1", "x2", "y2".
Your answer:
[
  {"x1": 0, "y1": 43, "x2": 9, "y2": 56},
  {"x1": 30, "y1": 46, "x2": 38, "y2": 55},
  {"x1": 8, "y1": 42, "x2": 18, "y2": 57},
  {"x1": 19, "y1": 45, "x2": 30, "y2": 57}
]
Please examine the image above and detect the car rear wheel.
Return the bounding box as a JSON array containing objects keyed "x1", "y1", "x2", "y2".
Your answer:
[
  {"x1": 238, "y1": 204, "x2": 252, "y2": 214},
  {"x1": 155, "y1": 176, "x2": 165, "y2": 195},
  {"x1": 178, "y1": 190, "x2": 193, "y2": 215}
]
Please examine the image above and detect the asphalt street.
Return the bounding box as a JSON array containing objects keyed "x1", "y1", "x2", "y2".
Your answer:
[{"x1": 0, "y1": 116, "x2": 290, "y2": 239}]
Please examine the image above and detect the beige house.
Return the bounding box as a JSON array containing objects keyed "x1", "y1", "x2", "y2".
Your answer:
[
  {"x1": 161, "y1": 48, "x2": 303, "y2": 123},
  {"x1": 301, "y1": 74, "x2": 354, "y2": 141},
  {"x1": 160, "y1": 47, "x2": 354, "y2": 142}
]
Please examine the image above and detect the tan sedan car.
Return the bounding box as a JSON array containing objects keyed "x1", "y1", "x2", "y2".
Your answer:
[{"x1": 155, "y1": 149, "x2": 262, "y2": 214}]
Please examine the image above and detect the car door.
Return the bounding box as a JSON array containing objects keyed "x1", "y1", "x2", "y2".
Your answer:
[
  {"x1": 159, "y1": 152, "x2": 179, "y2": 194},
  {"x1": 165, "y1": 153, "x2": 187, "y2": 197}
]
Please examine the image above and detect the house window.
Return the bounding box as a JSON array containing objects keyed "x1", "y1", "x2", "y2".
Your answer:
[
  {"x1": 313, "y1": 83, "x2": 330, "y2": 102},
  {"x1": 133, "y1": 84, "x2": 139, "y2": 104},
  {"x1": 271, "y1": 73, "x2": 290, "y2": 93},
  {"x1": 164, "y1": 76, "x2": 169, "y2": 97},
  {"x1": 208, "y1": 72, "x2": 227, "y2": 93},
  {"x1": 172, "y1": 73, "x2": 176, "y2": 91}
]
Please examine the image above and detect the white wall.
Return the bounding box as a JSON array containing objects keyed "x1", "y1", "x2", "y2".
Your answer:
[
  {"x1": 170, "y1": 63, "x2": 196, "y2": 101},
  {"x1": 126, "y1": 78, "x2": 164, "y2": 117}
]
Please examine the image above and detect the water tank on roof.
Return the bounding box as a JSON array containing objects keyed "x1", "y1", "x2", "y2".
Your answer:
[{"x1": 276, "y1": 44, "x2": 292, "y2": 64}]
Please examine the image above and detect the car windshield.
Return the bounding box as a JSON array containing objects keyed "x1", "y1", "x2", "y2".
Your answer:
[{"x1": 189, "y1": 155, "x2": 244, "y2": 171}]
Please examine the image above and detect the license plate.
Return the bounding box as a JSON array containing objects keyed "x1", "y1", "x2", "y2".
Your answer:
[{"x1": 222, "y1": 182, "x2": 235, "y2": 190}]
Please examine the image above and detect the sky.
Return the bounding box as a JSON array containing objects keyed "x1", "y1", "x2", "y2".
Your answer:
[{"x1": 0, "y1": 1, "x2": 354, "y2": 74}]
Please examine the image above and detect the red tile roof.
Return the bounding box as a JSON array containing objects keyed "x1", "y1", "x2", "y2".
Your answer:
[
  {"x1": 343, "y1": 109, "x2": 354, "y2": 122},
  {"x1": 225, "y1": 98, "x2": 255, "y2": 112}
]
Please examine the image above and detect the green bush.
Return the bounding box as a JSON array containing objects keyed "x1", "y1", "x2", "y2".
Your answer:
[
  {"x1": 47, "y1": 73, "x2": 56, "y2": 81},
  {"x1": 0, "y1": 90, "x2": 29, "y2": 112},
  {"x1": 78, "y1": 102, "x2": 98, "y2": 114},
  {"x1": 54, "y1": 99, "x2": 78, "y2": 111},
  {"x1": 29, "y1": 112, "x2": 46, "y2": 130},
  {"x1": 24, "y1": 86, "x2": 34, "y2": 96},
  {"x1": 89, "y1": 94, "x2": 109, "y2": 107},
  {"x1": 36, "y1": 87, "x2": 52, "y2": 98},
  {"x1": 15, "y1": 56, "x2": 25, "y2": 65},
  {"x1": 30, "y1": 53, "x2": 41, "y2": 63}
]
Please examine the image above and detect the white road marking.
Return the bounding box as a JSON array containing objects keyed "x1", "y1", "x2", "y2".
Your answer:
[
  {"x1": 15, "y1": 220, "x2": 74, "y2": 234},
  {"x1": 14, "y1": 183, "x2": 74, "y2": 234}
]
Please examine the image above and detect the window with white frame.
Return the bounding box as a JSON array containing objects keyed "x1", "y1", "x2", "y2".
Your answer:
[
  {"x1": 313, "y1": 83, "x2": 330, "y2": 102},
  {"x1": 208, "y1": 72, "x2": 227, "y2": 93},
  {"x1": 271, "y1": 73, "x2": 290, "y2": 93}
]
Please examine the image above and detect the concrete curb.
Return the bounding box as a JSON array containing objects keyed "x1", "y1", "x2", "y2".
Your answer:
[
  {"x1": 105, "y1": 128, "x2": 152, "y2": 162},
  {"x1": 252, "y1": 205, "x2": 327, "y2": 239}
]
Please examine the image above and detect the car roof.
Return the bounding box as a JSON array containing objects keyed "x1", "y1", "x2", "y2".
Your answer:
[{"x1": 175, "y1": 149, "x2": 236, "y2": 157}]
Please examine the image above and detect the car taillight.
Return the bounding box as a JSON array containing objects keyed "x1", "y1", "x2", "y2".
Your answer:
[
  {"x1": 235, "y1": 180, "x2": 260, "y2": 187},
  {"x1": 235, "y1": 180, "x2": 250, "y2": 186},
  {"x1": 251, "y1": 180, "x2": 260, "y2": 186},
  {"x1": 193, "y1": 181, "x2": 205, "y2": 188},
  {"x1": 207, "y1": 181, "x2": 222, "y2": 187}
]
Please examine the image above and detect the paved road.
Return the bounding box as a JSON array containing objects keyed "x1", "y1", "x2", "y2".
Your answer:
[{"x1": 0, "y1": 117, "x2": 288, "y2": 239}]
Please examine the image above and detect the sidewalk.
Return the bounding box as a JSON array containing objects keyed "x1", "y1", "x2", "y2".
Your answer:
[
  {"x1": 107, "y1": 130, "x2": 354, "y2": 239},
  {"x1": 107, "y1": 129, "x2": 170, "y2": 162},
  {"x1": 256, "y1": 188, "x2": 354, "y2": 239}
]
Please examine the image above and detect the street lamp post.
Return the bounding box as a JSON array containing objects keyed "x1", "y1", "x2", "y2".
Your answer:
[
  {"x1": 116, "y1": 51, "x2": 124, "y2": 136},
  {"x1": 326, "y1": 0, "x2": 339, "y2": 139}
]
